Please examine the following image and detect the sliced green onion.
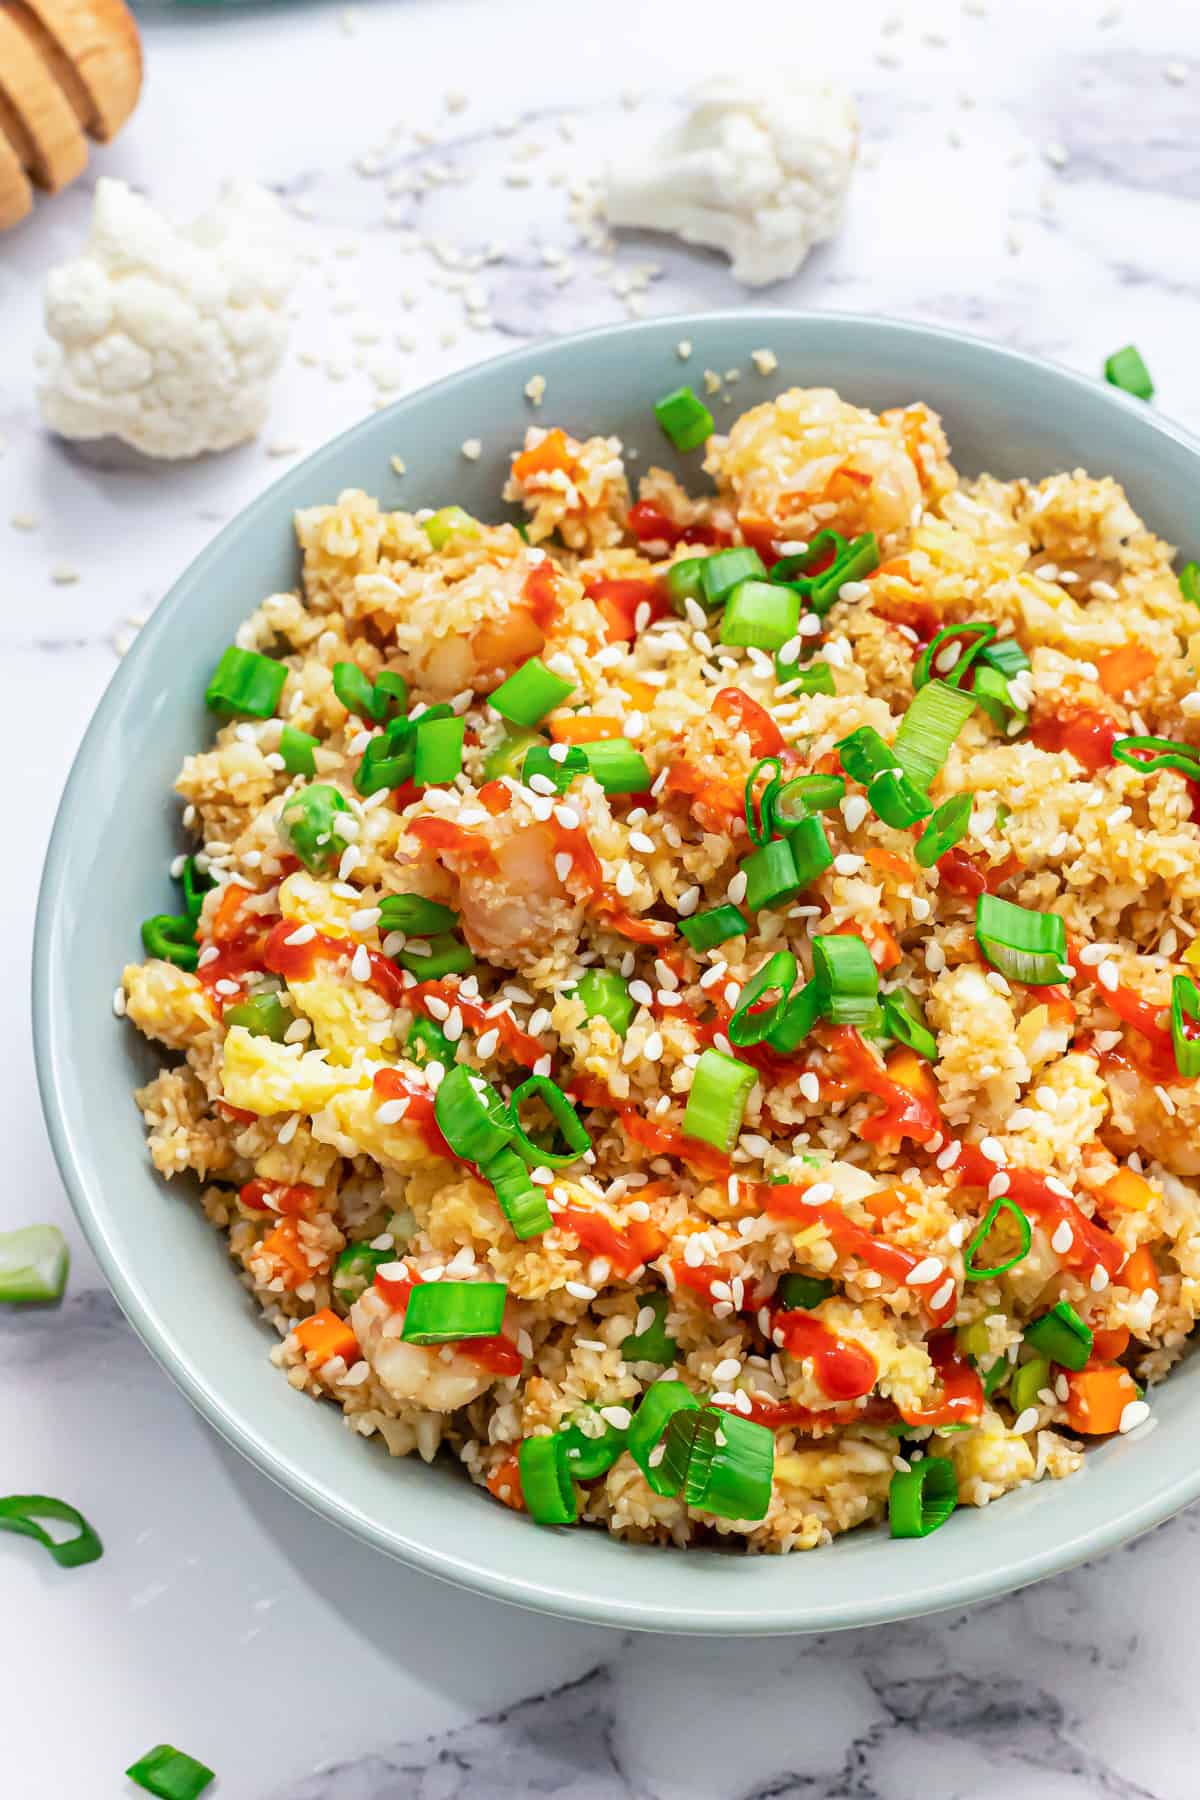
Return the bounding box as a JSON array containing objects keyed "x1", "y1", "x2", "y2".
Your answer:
[
  {"x1": 983, "y1": 1356, "x2": 1011, "y2": 1401},
  {"x1": 125, "y1": 1745, "x2": 215, "y2": 1800},
  {"x1": 1024, "y1": 1300, "x2": 1093, "y2": 1370},
  {"x1": 679, "y1": 904, "x2": 748, "y2": 952},
  {"x1": 423, "y1": 505, "x2": 479, "y2": 550},
  {"x1": 401, "y1": 1280, "x2": 508, "y2": 1343},
  {"x1": 893, "y1": 680, "x2": 976, "y2": 788},
  {"x1": 665, "y1": 1405, "x2": 775, "y2": 1521},
  {"x1": 914, "y1": 792, "x2": 973, "y2": 868},
  {"x1": 771, "y1": 773, "x2": 845, "y2": 827},
  {"x1": 1009, "y1": 1355, "x2": 1051, "y2": 1418},
  {"x1": 741, "y1": 838, "x2": 802, "y2": 910},
  {"x1": 372, "y1": 671, "x2": 410, "y2": 715},
  {"x1": 222, "y1": 989, "x2": 290, "y2": 1042},
  {"x1": 786, "y1": 813, "x2": 834, "y2": 887},
  {"x1": 508, "y1": 1074, "x2": 591, "y2": 1168},
  {"x1": 719, "y1": 580, "x2": 801, "y2": 651},
  {"x1": 483, "y1": 1146, "x2": 554, "y2": 1240},
  {"x1": 0, "y1": 1494, "x2": 102, "y2": 1568},
  {"x1": 888, "y1": 1457, "x2": 957, "y2": 1538},
  {"x1": 914, "y1": 622, "x2": 997, "y2": 691},
  {"x1": 1104, "y1": 344, "x2": 1154, "y2": 400},
  {"x1": 279, "y1": 723, "x2": 318, "y2": 777},
  {"x1": 490, "y1": 656, "x2": 575, "y2": 727},
  {"x1": 880, "y1": 990, "x2": 937, "y2": 1061},
  {"x1": 665, "y1": 555, "x2": 708, "y2": 612},
  {"x1": 518, "y1": 1434, "x2": 577, "y2": 1525},
  {"x1": 867, "y1": 768, "x2": 934, "y2": 830},
  {"x1": 763, "y1": 978, "x2": 823, "y2": 1053},
  {"x1": 205, "y1": 646, "x2": 287, "y2": 720},
  {"x1": 413, "y1": 713, "x2": 466, "y2": 785},
  {"x1": 979, "y1": 636, "x2": 1031, "y2": 680},
  {"x1": 682, "y1": 1048, "x2": 756, "y2": 1151},
  {"x1": 393, "y1": 933, "x2": 474, "y2": 979},
  {"x1": 957, "y1": 1319, "x2": 991, "y2": 1363},
  {"x1": 1170, "y1": 974, "x2": 1200, "y2": 1078},
  {"x1": 1180, "y1": 562, "x2": 1200, "y2": 607},
  {"x1": 0, "y1": 1225, "x2": 69, "y2": 1304},
  {"x1": 627, "y1": 1379, "x2": 701, "y2": 1496},
  {"x1": 770, "y1": 529, "x2": 847, "y2": 585},
  {"x1": 963, "y1": 1196, "x2": 1032, "y2": 1280},
  {"x1": 434, "y1": 1064, "x2": 514, "y2": 1163},
  {"x1": 379, "y1": 893, "x2": 458, "y2": 936},
  {"x1": 332, "y1": 660, "x2": 385, "y2": 721},
  {"x1": 744, "y1": 756, "x2": 784, "y2": 847},
  {"x1": 1111, "y1": 734, "x2": 1200, "y2": 781},
  {"x1": 483, "y1": 728, "x2": 545, "y2": 781},
  {"x1": 807, "y1": 531, "x2": 880, "y2": 614},
  {"x1": 654, "y1": 384, "x2": 714, "y2": 452},
  {"x1": 407, "y1": 1016, "x2": 458, "y2": 1067},
  {"x1": 774, "y1": 658, "x2": 836, "y2": 695},
  {"x1": 332, "y1": 1242, "x2": 391, "y2": 1310},
  {"x1": 728, "y1": 951, "x2": 798, "y2": 1047},
  {"x1": 975, "y1": 894, "x2": 1067, "y2": 986},
  {"x1": 558, "y1": 1409, "x2": 627, "y2": 1480},
  {"x1": 621, "y1": 1292, "x2": 677, "y2": 1364},
  {"x1": 580, "y1": 738, "x2": 651, "y2": 795},
  {"x1": 141, "y1": 914, "x2": 198, "y2": 972},
  {"x1": 836, "y1": 724, "x2": 894, "y2": 786},
  {"x1": 777, "y1": 1272, "x2": 836, "y2": 1309},
  {"x1": 812, "y1": 934, "x2": 879, "y2": 1026},
  {"x1": 179, "y1": 856, "x2": 214, "y2": 926},
  {"x1": 699, "y1": 546, "x2": 765, "y2": 609},
  {"x1": 279, "y1": 783, "x2": 352, "y2": 873},
  {"x1": 354, "y1": 718, "x2": 416, "y2": 797},
  {"x1": 522, "y1": 743, "x2": 587, "y2": 792},
  {"x1": 575, "y1": 968, "x2": 635, "y2": 1037},
  {"x1": 972, "y1": 664, "x2": 1027, "y2": 737}
]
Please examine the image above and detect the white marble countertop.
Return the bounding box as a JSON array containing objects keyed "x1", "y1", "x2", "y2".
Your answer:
[{"x1": 4, "y1": 0, "x2": 1200, "y2": 1792}]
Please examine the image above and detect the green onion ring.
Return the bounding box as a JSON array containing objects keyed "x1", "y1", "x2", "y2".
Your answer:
[{"x1": 963, "y1": 1196, "x2": 1033, "y2": 1281}]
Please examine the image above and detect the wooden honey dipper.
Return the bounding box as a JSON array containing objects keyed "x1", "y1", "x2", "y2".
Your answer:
[{"x1": 0, "y1": 0, "x2": 142, "y2": 230}]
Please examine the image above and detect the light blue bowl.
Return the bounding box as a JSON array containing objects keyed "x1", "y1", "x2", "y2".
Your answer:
[{"x1": 33, "y1": 312, "x2": 1200, "y2": 1634}]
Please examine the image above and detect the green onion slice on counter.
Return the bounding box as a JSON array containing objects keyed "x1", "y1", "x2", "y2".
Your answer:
[
  {"x1": 125, "y1": 1744, "x2": 216, "y2": 1800},
  {"x1": 1104, "y1": 343, "x2": 1154, "y2": 400},
  {"x1": 963, "y1": 1196, "x2": 1033, "y2": 1281},
  {"x1": 1024, "y1": 1300, "x2": 1093, "y2": 1370},
  {"x1": 653, "y1": 385, "x2": 715, "y2": 452},
  {"x1": 678, "y1": 904, "x2": 748, "y2": 953},
  {"x1": 490, "y1": 656, "x2": 575, "y2": 726},
  {"x1": 627, "y1": 1379, "x2": 702, "y2": 1496},
  {"x1": 621, "y1": 1293, "x2": 677, "y2": 1364},
  {"x1": 400, "y1": 1281, "x2": 508, "y2": 1344},
  {"x1": 888, "y1": 1456, "x2": 958, "y2": 1538},
  {"x1": 975, "y1": 894, "x2": 1068, "y2": 986},
  {"x1": 1170, "y1": 975, "x2": 1200, "y2": 1079},
  {"x1": 0, "y1": 1494, "x2": 102, "y2": 1568},
  {"x1": 204, "y1": 645, "x2": 287, "y2": 719},
  {"x1": 507, "y1": 1075, "x2": 591, "y2": 1168},
  {"x1": 914, "y1": 792, "x2": 973, "y2": 868},
  {"x1": 682, "y1": 1049, "x2": 756, "y2": 1152},
  {"x1": 0, "y1": 1225, "x2": 69, "y2": 1304},
  {"x1": 433, "y1": 1064, "x2": 515, "y2": 1164},
  {"x1": 728, "y1": 952, "x2": 798, "y2": 1047},
  {"x1": 575, "y1": 968, "x2": 636, "y2": 1036}
]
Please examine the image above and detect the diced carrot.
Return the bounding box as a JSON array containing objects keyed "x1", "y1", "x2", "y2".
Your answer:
[
  {"x1": 486, "y1": 1452, "x2": 526, "y2": 1511},
  {"x1": 259, "y1": 1219, "x2": 313, "y2": 1289},
  {"x1": 1098, "y1": 1169, "x2": 1154, "y2": 1214},
  {"x1": 1095, "y1": 643, "x2": 1157, "y2": 697},
  {"x1": 864, "y1": 1185, "x2": 909, "y2": 1225},
  {"x1": 865, "y1": 847, "x2": 914, "y2": 882},
  {"x1": 1090, "y1": 1325, "x2": 1131, "y2": 1363},
  {"x1": 1064, "y1": 1366, "x2": 1138, "y2": 1435},
  {"x1": 293, "y1": 1308, "x2": 360, "y2": 1368},
  {"x1": 511, "y1": 427, "x2": 572, "y2": 483},
  {"x1": 1118, "y1": 1244, "x2": 1159, "y2": 1296},
  {"x1": 886, "y1": 1048, "x2": 939, "y2": 1107},
  {"x1": 550, "y1": 714, "x2": 625, "y2": 744},
  {"x1": 832, "y1": 919, "x2": 902, "y2": 973},
  {"x1": 620, "y1": 677, "x2": 660, "y2": 712},
  {"x1": 478, "y1": 779, "x2": 512, "y2": 816},
  {"x1": 210, "y1": 880, "x2": 253, "y2": 945}
]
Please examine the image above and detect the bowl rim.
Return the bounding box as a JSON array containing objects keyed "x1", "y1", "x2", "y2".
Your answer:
[{"x1": 32, "y1": 307, "x2": 1200, "y2": 1635}]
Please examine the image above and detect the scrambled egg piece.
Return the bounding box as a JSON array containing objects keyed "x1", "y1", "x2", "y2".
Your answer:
[{"x1": 221, "y1": 1026, "x2": 369, "y2": 1116}]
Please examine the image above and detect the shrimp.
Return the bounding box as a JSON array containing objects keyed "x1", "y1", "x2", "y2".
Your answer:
[
  {"x1": 350, "y1": 1286, "x2": 500, "y2": 1412},
  {"x1": 704, "y1": 388, "x2": 953, "y2": 556},
  {"x1": 407, "y1": 810, "x2": 583, "y2": 968},
  {"x1": 403, "y1": 556, "x2": 551, "y2": 699},
  {"x1": 1103, "y1": 1068, "x2": 1200, "y2": 1179}
]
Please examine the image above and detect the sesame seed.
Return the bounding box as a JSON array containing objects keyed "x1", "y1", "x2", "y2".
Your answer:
[
  {"x1": 461, "y1": 438, "x2": 482, "y2": 461},
  {"x1": 1013, "y1": 1407, "x2": 1039, "y2": 1435},
  {"x1": 750, "y1": 348, "x2": 778, "y2": 375},
  {"x1": 1119, "y1": 1400, "x2": 1150, "y2": 1433},
  {"x1": 564, "y1": 1280, "x2": 597, "y2": 1300},
  {"x1": 930, "y1": 1278, "x2": 956, "y2": 1312},
  {"x1": 841, "y1": 794, "x2": 870, "y2": 832},
  {"x1": 1096, "y1": 960, "x2": 1119, "y2": 991},
  {"x1": 907, "y1": 1257, "x2": 944, "y2": 1286},
  {"x1": 1050, "y1": 1221, "x2": 1074, "y2": 1255},
  {"x1": 284, "y1": 924, "x2": 317, "y2": 946},
  {"x1": 377, "y1": 1099, "x2": 409, "y2": 1124},
  {"x1": 112, "y1": 985, "x2": 127, "y2": 1017},
  {"x1": 1090, "y1": 1265, "x2": 1110, "y2": 1291},
  {"x1": 726, "y1": 871, "x2": 748, "y2": 905},
  {"x1": 803, "y1": 1181, "x2": 834, "y2": 1207},
  {"x1": 599, "y1": 1405, "x2": 632, "y2": 1430},
  {"x1": 979, "y1": 1137, "x2": 1006, "y2": 1166}
]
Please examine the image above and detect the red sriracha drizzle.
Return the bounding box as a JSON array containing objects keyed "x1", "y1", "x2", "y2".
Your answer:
[
  {"x1": 548, "y1": 818, "x2": 675, "y2": 944},
  {"x1": 523, "y1": 559, "x2": 560, "y2": 629},
  {"x1": 263, "y1": 918, "x2": 409, "y2": 1009},
  {"x1": 711, "y1": 687, "x2": 785, "y2": 757},
  {"x1": 936, "y1": 848, "x2": 1021, "y2": 899},
  {"x1": 584, "y1": 576, "x2": 670, "y2": 643},
  {"x1": 626, "y1": 501, "x2": 728, "y2": 549},
  {"x1": 239, "y1": 1180, "x2": 321, "y2": 1217},
  {"x1": 373, "y1": 1263, "x2": 522, "y2": 1377},
  {"x1": 759, "y1": 1180, "x2": 957, "y2": 1326},
  {"x1": 555, "y1": 1206, "x2": 666, "y2": 1280},
  {"x1": 895, "y1": 1333, "x2": 983, "y2": 1428},
  {"x1": 770, "y1": 1310, "x2": 878, "y2": 1401},
  {"x1": 409, "y1": 978, "x2": 545, "y2": 1070},
  {"x1": 619, "y1": 1107, "x2": 732, "y2": 1180},
  {"x1": 1029, "y1": 711, "x2": 1121, "y2": 775},
  {"x1": 371, "y1": 1067, "x2": 454, "y2": 1159},
  {"x1": 825, "y1": 1026, "x2": 945, "y2": 1148},
  {"x1": 951, "y1": 1143, "x2": 1125, "y2": 1282}
]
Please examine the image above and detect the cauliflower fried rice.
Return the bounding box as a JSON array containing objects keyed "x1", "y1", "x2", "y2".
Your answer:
[{"x1": 121, "y1": 382, "x2": 1200, "y2": 1550}]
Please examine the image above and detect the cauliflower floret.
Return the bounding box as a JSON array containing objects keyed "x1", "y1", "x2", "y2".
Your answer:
[
  {"x1": 604, "y1": 78, "x2": 858, "y2": 287},
  {"x1": 38, "y1": 178, "x2": 295, "y2": 458}
]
